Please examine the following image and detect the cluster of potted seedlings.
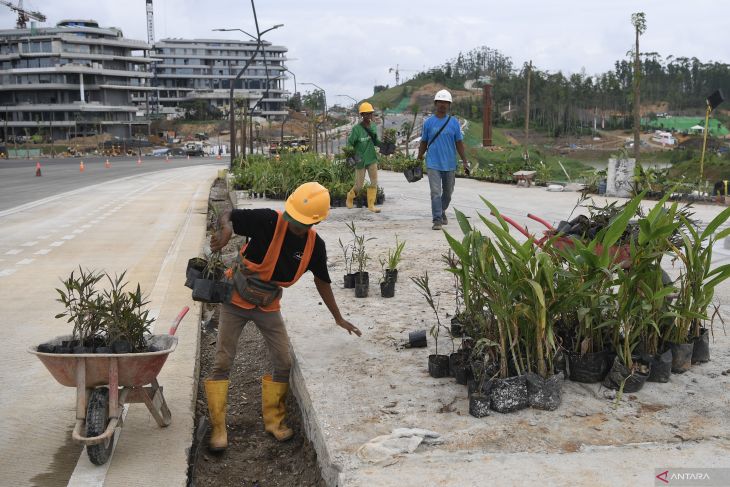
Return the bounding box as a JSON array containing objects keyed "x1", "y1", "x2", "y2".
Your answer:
[
  {"x1": 38, "y1": 267, "x2": 157, "y2": 354},
  {"x1": 230, "y1": 152, "x2": 385, "y2": 208},
  {"x1": 185, "y1": 204, "x2": 233, "y2": 304},
  {"x1": 418, "y1": 193, "x2": 730, "y2": 417},
  {"x1": 339, "y1": 221, "x2": 405, "y2": 298}
]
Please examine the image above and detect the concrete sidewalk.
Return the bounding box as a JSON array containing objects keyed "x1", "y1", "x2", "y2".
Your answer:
[{"x1": 232, "y1": 170, "x2": 730, "y2": 487}]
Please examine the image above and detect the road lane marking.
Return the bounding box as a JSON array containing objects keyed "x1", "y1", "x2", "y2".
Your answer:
[
  {"x1": 0, "y1": 268, "x2": 17, "y2": 277},
  {"x1": 16, "y1": 258, "x2": 34, "y2": 265},
  {"x1": 21, "y1": 241, "x2": 38, "y2": 246},
  {"x1": 0, "y1": 167, "x2": 219, "y2": 219},
  {"x1": 72, "y1": 229, "x2": 84, "y2": 234},
  {"x1": 50, "y1": 241, "x2": 64, "y2": 247},
  {"x1": 81, "y1": 224, "x2": 92, "y2": 229},
  {"x1": 34, "y1": 249, "x2": 51, "y2": 255},
  {"x1": 62, "y1": 235, "x2": 76, "y2": 240},
  {"x1": 4, "y1": 249, "x2": 22, "y2": 255},
  {"x1": 67, "y1": 405, "x2": 129, "y2": 487}
]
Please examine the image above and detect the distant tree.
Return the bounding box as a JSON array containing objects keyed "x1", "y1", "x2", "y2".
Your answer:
[
  {"x1": 373, "y1": 85, "x2": 389, "y2": 94},
  {"x1": 287, "y1": 92, "x2": 302, "y2": 112},
  {"x1": 180, "y1": 100, "x2": 221, "y2": 120},
  {"x1": 405, "y1": 102, "x2": 419, "y2": 149},
  {"x1": 302, "y1": 90, "x2": 325, "y2": 112}
]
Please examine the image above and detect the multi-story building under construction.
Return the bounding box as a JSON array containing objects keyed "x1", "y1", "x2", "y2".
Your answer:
[
  {"x1": 148, "y1": 37, "x2": 288, "y2": 120},
  {"x1": 0, "y1": 19, "x2": 154, "y2": 141}
]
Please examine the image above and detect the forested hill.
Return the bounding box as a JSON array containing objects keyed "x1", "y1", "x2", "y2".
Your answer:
[{"x1": 369, "y1": 46, "x2": 729, "y2": 136}]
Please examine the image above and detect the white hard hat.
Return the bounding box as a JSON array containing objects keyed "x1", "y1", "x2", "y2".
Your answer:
[{"x1": 434, "y1": 89, "x2": 452, "y2": 103}]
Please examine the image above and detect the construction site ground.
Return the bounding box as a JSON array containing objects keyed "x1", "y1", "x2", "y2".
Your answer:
[
  {"x1": 189, "y1": 179, "x2": 325, "y2": 487},
  {"x1": 220, "y1": 169, "x2": 730, "y2": 486}
]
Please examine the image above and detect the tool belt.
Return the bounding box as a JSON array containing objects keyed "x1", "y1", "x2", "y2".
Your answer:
[{"x1": 232, "y1": 268, "x2": 282, "y2": 307}]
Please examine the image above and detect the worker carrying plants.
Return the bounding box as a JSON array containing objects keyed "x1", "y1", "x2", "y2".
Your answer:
[
  {"x1": 204, "y1": 182, "x2": 361, "y2": 451},
  {"x1": 417, "y1": 89, "x2": 470, "y2": 230},
  {"x1": 346, "y1": 102, "x2": 382, "y2": 213}
]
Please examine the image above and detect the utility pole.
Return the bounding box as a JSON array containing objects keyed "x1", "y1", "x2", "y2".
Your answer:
[
  {"x1": 241, "y1": 103, "x2": 247, "y2": 159},
  {"x1": 631, "y1": 12, "x2": 647, "y2": 161},
  {"x1": 525, "y1": 60, "x2": 532, "y2": 144}
]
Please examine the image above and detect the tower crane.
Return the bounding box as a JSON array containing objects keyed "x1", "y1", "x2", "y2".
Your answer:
[
  {"x1": 0, "y1": 0, "x2": 46, "y2": 29},
  {"x1": 388, "y1": 64, "x2": 417, "y2": 85}
]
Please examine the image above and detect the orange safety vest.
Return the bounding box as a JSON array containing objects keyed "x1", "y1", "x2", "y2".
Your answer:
[{"x1": 229, "y1": 211, "x2": 316, "y2": 312}]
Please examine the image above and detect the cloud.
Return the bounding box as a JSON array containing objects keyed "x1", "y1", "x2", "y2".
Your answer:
[{"x1": 1, "y1": 0, "x2": 725, "y2": 104}]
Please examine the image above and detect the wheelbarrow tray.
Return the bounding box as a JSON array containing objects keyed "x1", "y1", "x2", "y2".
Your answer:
[{"x1": 28, "y1": 334, "x2": 177, "y2": 388}]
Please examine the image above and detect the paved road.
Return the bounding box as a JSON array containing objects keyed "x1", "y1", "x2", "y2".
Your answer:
[
  {"x1": 0, "y1": 159, "x2": 221, "y2": 486},
  {"x1": 0, "y1": 156, "x2": 222, "y2": 212}
]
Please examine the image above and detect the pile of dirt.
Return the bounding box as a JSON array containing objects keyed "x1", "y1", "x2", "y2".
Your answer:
[{"x1": 188, "y1": 179, "x2": 325, "y2": 487}]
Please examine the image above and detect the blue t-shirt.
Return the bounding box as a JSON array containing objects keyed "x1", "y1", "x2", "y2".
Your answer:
[{"x1": 422, "y1": 115, "x2": 463, "y2": 171}]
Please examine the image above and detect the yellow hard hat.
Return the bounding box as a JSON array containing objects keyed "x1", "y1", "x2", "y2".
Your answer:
[
  {"x1": 358, "y1": 102, "x2": 375, "y2": 114},
  {"x1": 284, "y1": 182, "x2": 330, "y2": 225}
]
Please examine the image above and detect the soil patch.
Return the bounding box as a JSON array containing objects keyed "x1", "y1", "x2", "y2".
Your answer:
[{"x1": 187, "y1": 178, "x2": 325, "y2": 487}]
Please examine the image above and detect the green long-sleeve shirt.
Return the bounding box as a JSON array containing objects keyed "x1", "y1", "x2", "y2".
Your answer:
[{"x1": 347, "y1": 123, "x2": 380, "y2": 169}]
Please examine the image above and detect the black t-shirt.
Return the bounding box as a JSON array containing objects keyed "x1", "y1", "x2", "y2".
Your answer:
[{"x1": 230, "y1": 208, "x2": 331, "y2": 284}]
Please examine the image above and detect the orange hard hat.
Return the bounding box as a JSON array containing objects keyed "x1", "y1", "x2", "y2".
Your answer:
[{"x1": 284, "y1": 182, "x2": 330, "y2": 225}]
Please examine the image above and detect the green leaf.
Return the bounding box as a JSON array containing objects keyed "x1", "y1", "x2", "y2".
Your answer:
[
  {"x1": 701, "y1": 206, "x2": 730, "y2": 241},
  {"x1": 602, "y1": 192, "x2": 644, "y2": 249},
  {"x1": 455, "y1": 209, "x2": 472, "y2": 235}
]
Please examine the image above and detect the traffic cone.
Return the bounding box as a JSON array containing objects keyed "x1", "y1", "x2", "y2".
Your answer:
[
  {"x1": 35, "y1": 162, "x2": 42, "y2": 177},
  {"x1": 216, "y1": 153, "x2": 222, "y2": 160},
  {"x1": 79, "y1": 161, "x2": 85, "y2": 172},
  {"x1": 187, "y1": 154, "x2": 190, "y2": 160},
  {"x1": 137, "y1": 157, "x2": 142, "y2": 165},
  {"x1": 165, "y1": 155, "x2": 170, "y2": 163},
  {"x1": 105, "y1": 159, "x2": 111, "y2": 168}
]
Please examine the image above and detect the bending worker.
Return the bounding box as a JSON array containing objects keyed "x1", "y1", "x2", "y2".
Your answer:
[
  {"x1": 205, "y1": 182, "x2": 361, "y2": 451},
  {"x1": 346, "y1": 102, "x2": 382, "y2": 213}
]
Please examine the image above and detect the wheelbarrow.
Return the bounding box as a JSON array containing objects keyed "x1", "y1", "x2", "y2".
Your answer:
[
  {"x1": 28, "y1": 306, "x2": 189, "y2": 465},
  {"x1": 499, "y1": 212, "x2": 631, "y2": 266}
]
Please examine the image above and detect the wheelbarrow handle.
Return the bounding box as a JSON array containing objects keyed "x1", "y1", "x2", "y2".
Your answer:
[
  {"x1": 527, "y1": 213, "x2": 555, "y2": 230},
  {"x1": 495, "y1": 212, "x2": 533, "y2": 240},
  {"x1": 169, "y1": 306, "x2": 190, "y2": 336}
]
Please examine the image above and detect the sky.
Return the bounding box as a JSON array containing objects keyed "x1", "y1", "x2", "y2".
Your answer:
[{"x1": 1, "y1": 0, "x2": 726, "y2": 107}]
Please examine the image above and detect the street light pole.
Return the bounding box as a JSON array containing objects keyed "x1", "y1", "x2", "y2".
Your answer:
[
  {"x1": 214, "y1": 20, "x2": 283, "y2": 167},
  {"x1": 302, "y1": 82, "x2": 328, "y2": 156},
  {"x1": 284, "y1": 68, "x2": 297, "y2": 99},
  {"x1": 337, "y1": 94, "x2": 358, "y2": 109}
]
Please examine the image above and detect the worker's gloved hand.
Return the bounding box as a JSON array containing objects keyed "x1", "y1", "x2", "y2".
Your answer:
[
  {"x1": 336, "y1": 317, "x2": 362, "y2": 337},
  {"x1": 210, "y1": 225, "x2": 232, "y2": 252}
]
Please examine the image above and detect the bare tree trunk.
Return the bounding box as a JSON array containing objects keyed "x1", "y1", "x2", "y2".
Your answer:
[
  {"x1": 525, "y1": 60, "x2": 532, "y2": 144},
  {"x1": 241, "y1": 105, "x2": 247, "y2": 161},
  {"x1": 633, "y1": 29, "x2": 641, "y2": 159}
]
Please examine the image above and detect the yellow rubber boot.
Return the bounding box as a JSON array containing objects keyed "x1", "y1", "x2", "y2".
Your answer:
[
  {"x1": 204, "y1": 379, "x2": 229, "y2": 451},
  {"x1": 367, "y1": 187, "x2": 381, "y2": 213},
  {"x1": 261, "y1": 375, "x2": 293, "y2": 441},
  {"x1": 346, "y1": 189, "x2": 356, "y2": 209}
]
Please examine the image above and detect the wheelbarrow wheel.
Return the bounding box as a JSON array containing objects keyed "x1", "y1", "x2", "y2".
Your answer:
[{"x1": 86, "y1": 387, "x2": 115, "y2": 465}]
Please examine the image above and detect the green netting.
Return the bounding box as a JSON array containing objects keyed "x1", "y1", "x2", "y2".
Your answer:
[
  {"x1": 643, "y1": 116, "x2": 729, "y2": 136},
  {"x1": 384, "y1": 97, "x2": 411, "y2": 114}
]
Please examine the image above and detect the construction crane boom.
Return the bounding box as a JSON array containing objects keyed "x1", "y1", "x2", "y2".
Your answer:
[
  {"x1": 388, "y1": 64, "x2": 418, "y2": 85},
  {"x1": 0, "y1": 0, "x2": 46, "y2": 29}
]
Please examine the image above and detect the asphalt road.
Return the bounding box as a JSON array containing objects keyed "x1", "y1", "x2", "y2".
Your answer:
[
  {"x1": 0, "y1": 155, "x2": 222, "y2": 212},
  {"x1": 0, "y1": 159, "x2": 220, "y2": 486}
]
